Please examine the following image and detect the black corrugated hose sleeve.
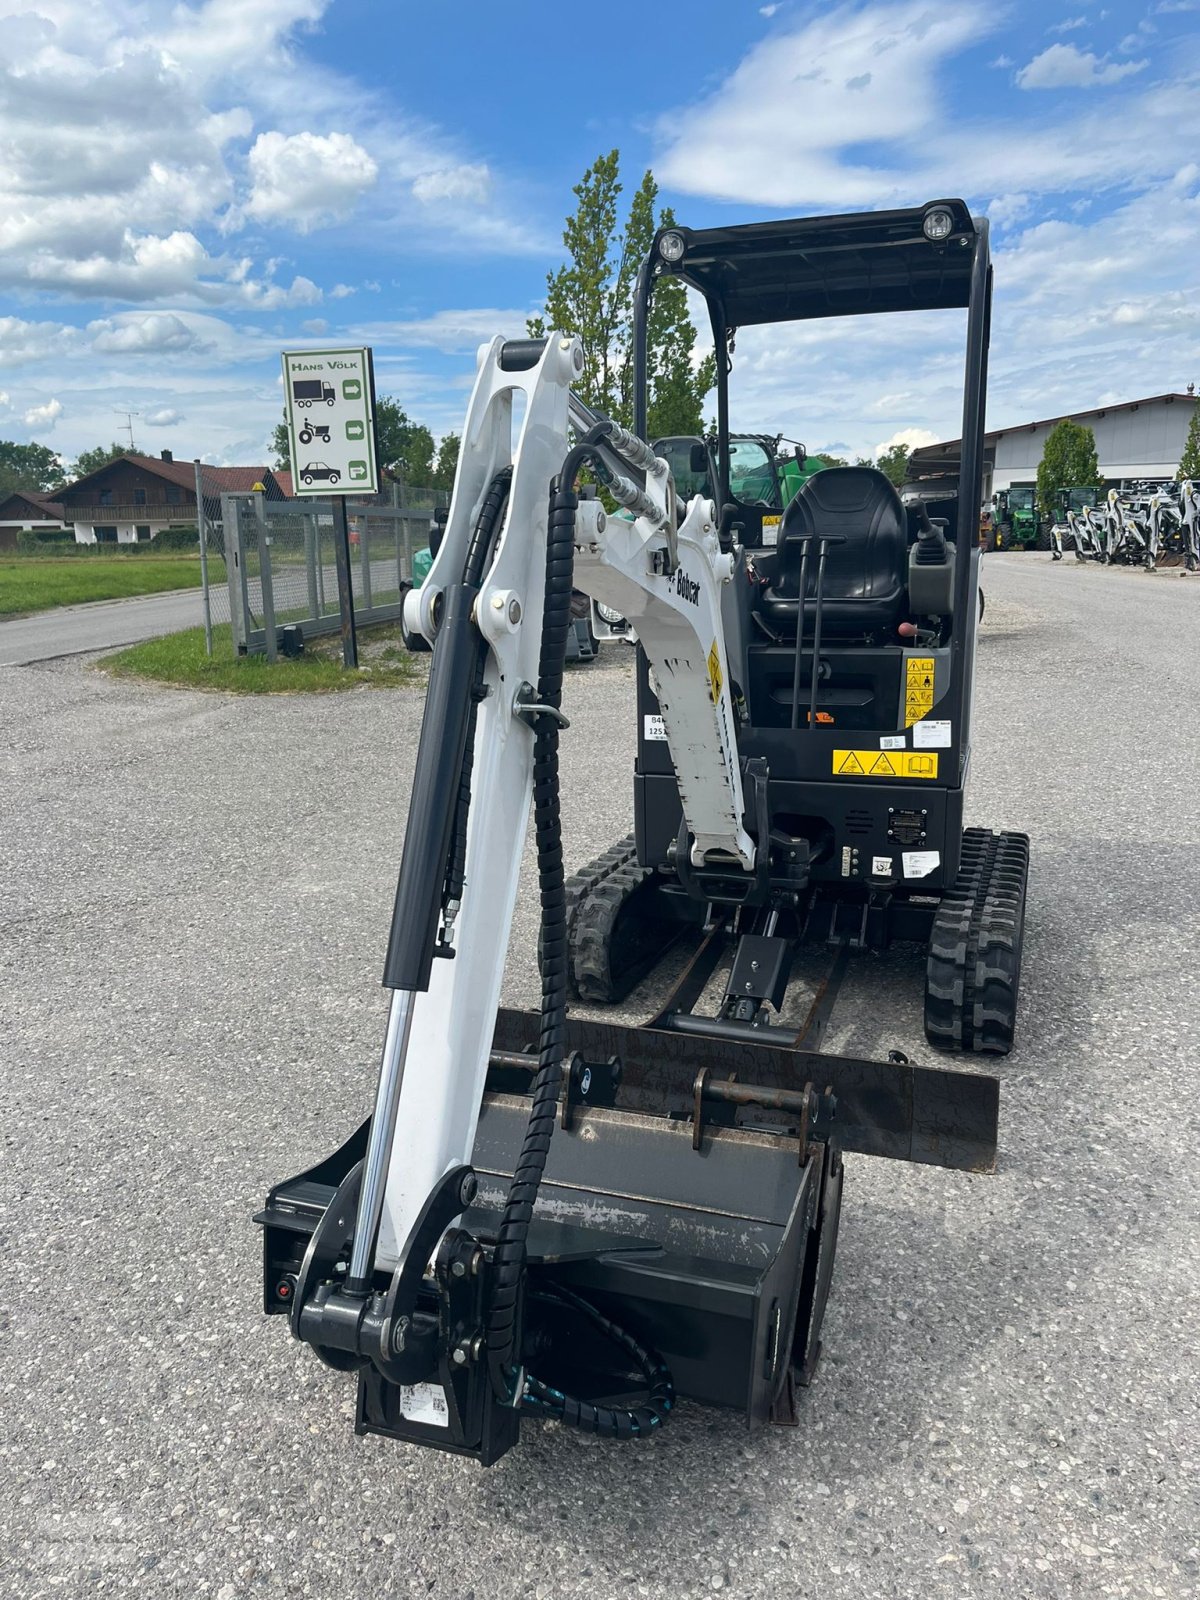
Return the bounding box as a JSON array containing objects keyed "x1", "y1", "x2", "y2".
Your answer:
[
  {"x1": 485, "y1": 475, "x2": 576, "y2": 1400},
  {"x1": 485, "y1": 443, "x2": 674, "y2": 1441}
]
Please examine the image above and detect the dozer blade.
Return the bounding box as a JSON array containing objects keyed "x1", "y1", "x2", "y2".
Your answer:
[{"x1": 491, "y1": 1007, "x2": 999, "y2": 1173}]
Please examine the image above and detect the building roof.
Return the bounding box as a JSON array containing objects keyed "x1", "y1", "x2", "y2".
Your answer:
[
  {"x1": 0, "y1": 489, "x2": 66, "y2": 520},
  {"x1": 61, "y1": 453, "x2": 282, "y2": 499},
  {"x1": 273, "y1": 469, "x2": 294, "y2": 498},
  {"x1": 910, "y1": 392, "x2": 1197, "y2": 464}
]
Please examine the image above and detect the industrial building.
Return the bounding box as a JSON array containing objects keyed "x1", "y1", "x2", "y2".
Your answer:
[{"x1": 908, "y1": 390, "x2": 1198, "y2": 499}]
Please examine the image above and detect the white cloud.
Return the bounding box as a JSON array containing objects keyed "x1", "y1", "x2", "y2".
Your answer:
[
  {"x1": 244, "y1": 130, "x2": 379, "y2": 231},
  {"x1": 144, "y1": 408, "x2": 184, "y2": 426},
  {"x1": 987, "y1": 193, "x2": 1034, "y2": 228},
  {"x1": 1048, "y1": 15, "x2": 1086, "y2": 32},
  {"x1": 0, "y1": 0, "x2": 532, "y2": 311},
  {"x1": 874, "y1": 427, "x2": 940, "y2": 455},
  {"x1": 411, "y1": 164, "x2": 492, "y2": 205},
  {"x1": 1016, "y1": 44, "x2": 1148, "y2": 88},
  {"x1": 329, "y1": 283, "x2": 356, "y2": 299},
  {"x1": 656, "y1": 3, "x2": 994, "y2": 207},
  {"x1": 760, "y1": 3, "x2": 781, "y2": 15},
  {"x1": 25, "y1": 399, "x2": 64, "y2": 429},
  {"x1": 990, "y1": 54, "x2": 1014, "y2": 67},
  {"x1": 0, "y1": 315, "x2": 77, "y2": 365},
  {"x1": 654, "y1": 5, "x2": 1196, "y2": 208},
  {"x1": 88, "y1": 313, "x2": 202, "y2": 354},
  {"x1": 357, "y1": 308, "x2": 534, "y2": 353}
]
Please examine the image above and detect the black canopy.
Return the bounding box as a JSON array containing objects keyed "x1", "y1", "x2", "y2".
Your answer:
[{"x1": 656, "y1": 200, "x2": 978, "y2": 327}]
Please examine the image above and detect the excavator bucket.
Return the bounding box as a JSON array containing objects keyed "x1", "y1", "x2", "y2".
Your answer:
[{"x1": 258, "y1": 1005, "x2": 997, "y2": 1455}]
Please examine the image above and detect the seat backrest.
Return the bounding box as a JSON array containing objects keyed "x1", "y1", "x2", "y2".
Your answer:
[{"x1": 774, "y1": 466, "x2": 908, "y2": 603}]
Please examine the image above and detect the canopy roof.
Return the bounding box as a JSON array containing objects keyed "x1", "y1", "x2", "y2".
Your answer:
[{"x1": 655, "y1": 200, "x2": 979, "y2": 327}]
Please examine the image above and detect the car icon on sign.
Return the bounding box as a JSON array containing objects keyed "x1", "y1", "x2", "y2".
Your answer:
[
  {"x1": 298, "y1": 423, "x2": 331, "y2": 445},
  {"x1": 300, "y1": 462, "x2": 341, "y2": 485}
]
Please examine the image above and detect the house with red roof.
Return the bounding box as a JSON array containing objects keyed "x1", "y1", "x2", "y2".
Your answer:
[{"x1": 58, "y1": 450, "x2": 287, "y2": 545}]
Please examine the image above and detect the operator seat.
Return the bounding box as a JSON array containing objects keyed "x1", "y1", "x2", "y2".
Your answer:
[{"x1": 759, "y1": 466, "x2": 908, "y2": 636}]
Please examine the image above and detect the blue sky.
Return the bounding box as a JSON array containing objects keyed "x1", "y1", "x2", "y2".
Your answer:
[{"x1": 1, "y1": 0, "x2": 1197, "y2": 472}]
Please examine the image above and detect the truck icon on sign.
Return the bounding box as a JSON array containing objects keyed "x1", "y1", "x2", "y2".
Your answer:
[{"x1": 292, "y1": 379, "x2": 336, "y2": 408}]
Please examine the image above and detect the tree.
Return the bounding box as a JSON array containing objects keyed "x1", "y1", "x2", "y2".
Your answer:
[
  {"x1": 1036, "y1": 418, "x2": 1101, "y2": 514},
  {"x1": 273, "y1": 396, "x2": 437, "y2": 483},
  {"x1": 71, "y1": 442, "x2": 127, "y2": 479},
  {"x1": 874, "y1": 442, "x2": 910, "y2": 487},
  {"x1": 0, "y1": 439, "x2": 66, "y2": 495},
  {"x1": 812, "y1": 453, "x2": 848, "y2": 470},
  {"x1": 529, "y1": 151, "x2": 714, "y2": 438},
  {"x1": 432, "y1": 433, "x2": 460, "y2": 492},
  {"x1": 1178, "y1": 404, "x2": 1200, "y2": 481}
]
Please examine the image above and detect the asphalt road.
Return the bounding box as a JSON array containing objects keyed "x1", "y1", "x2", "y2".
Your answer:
[
  {"x1": 0, "y1": 586, "x2": 211, "y2": 667},
  {"x1": 1, "y1": 555, "x2": 1197, "y2": 1599},
  {"x1": 0, "y1": 558, "x2": 406, "y2": 667}
]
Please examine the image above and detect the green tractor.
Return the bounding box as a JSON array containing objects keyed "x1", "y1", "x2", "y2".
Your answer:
[
  {"x1": 656, "y1": 433, "x2": 827, "y2": 546},
  {"x1": 992, "y1": 483, "x2": 1043, "y2": 550}
]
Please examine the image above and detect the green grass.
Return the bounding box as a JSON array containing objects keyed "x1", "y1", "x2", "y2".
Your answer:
[
  {"x1": 0, "y1": 554, "x2": 210, "y2": 617},
  {"x1": 102, "y1": 621, "x2": 423, "y2": 694}
]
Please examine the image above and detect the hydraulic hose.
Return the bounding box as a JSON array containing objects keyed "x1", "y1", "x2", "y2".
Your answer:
[
  {"x1": 443, "y1": 470, "x2": 512, "y2": 917},
  {"x1": 485, "y1": 433, "x2": 674, "y2": 1440}
]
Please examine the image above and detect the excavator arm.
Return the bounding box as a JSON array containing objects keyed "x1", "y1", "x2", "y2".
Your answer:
[{"x1": 256, "y1": 330, "x2": 999, "y2": 1466}]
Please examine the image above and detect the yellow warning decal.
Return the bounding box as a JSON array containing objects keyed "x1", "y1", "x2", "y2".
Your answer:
[
  {"x1": 707, "y1": 639, "x2": 723, "y2": 706},
  {"x1": 905, "y1": 654, "x2": 936, "y2": 727},
  {"x1": 833, "y1": 748, "x2": 939, "y2": 780}
]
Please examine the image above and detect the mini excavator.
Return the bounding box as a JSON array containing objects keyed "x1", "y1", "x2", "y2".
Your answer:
[{"x1": 257, "y1": 202, "x2": 1026, "y2": 1464}]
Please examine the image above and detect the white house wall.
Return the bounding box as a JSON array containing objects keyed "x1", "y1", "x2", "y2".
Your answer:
[
  {"x1": 989, "y1": 397, "x2": 1196, "y2": 492},
  {"x1": 72, "y1": 521, "x2": 169, "y2": 545}
]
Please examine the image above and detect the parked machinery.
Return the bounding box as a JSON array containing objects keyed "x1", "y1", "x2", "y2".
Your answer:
[
  {"x1": 1050, "y1": 487, "x2": 1101, "y2": 561},
  {"x1": 256, "y1": 201, "x2": 1013, "y2": 1466},
  {"x1": 992, "y1": 483, "x2": 1041, "y2": 549},
  {"x1": 1180, "y1": 480, "x2": 1200, "y2": 571}
]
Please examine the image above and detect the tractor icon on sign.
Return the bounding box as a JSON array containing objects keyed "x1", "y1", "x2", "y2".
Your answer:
[{"x1": 298, "y1": 422, "x2": 331, "y2": 445}]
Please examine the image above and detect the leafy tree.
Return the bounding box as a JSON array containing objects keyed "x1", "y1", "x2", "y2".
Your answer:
[
  {"x1": 529, "y1": 150, "x2": 714, "y2": 437},
  {"x1": 273, "y1": 396, "x2": 436, "y2": 483},
  {"x1": 71, "y1": 442, "x2": 128, "y2": 479},
  {"x1": 874, "y1": 442, "x2": 911, "y2": 487},
  {"x1": 1036, "y1": 418, "x2": 1101, "y2": 513},
  {"x1": 0, "y1": 439, "x2": 66, "y2": 495},
  {"x1": 385, "y1": 402, "x2": 435, "y2": 485},
  {"x1": 1178, "y1": 403, "x2": 1200, "y2": 481},
  {"x1": 271, "y1": 418, "x2": 291, "y2": 470},
  {"x1": 812, "y1": 453, "x2": 848, "y2": 470},
  {"x1": 432, "y1": 433, "x2": 460, "y2": 492}
]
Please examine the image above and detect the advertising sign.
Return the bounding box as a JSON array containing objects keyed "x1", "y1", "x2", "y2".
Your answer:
[{"x1": 281, "y1": 348, "x2": 378, "y2": 495}]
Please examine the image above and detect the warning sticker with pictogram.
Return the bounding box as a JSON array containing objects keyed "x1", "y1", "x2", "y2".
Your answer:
[
  {"x1": 833, "y1": 748, "x2": 939, "y2": 780},
  {"x1": 707, "y1": 639, "x2": 723, "y2": 705},
  {"x1": 905, "y1": 654, "x2": 936, "y2": 727}
]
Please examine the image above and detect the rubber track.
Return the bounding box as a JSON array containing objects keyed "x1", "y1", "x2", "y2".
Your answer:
[
  {"x1": 563, "y1": 834, "x2": 655, "y2": 1003},
  {"x1": 924, "y1": 828, "x2": 1030, "y2": 1055}
]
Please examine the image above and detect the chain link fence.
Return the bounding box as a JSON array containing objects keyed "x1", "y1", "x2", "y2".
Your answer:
[{"x1": 203, "y1": 489, "x2": 449, "y2": 657}]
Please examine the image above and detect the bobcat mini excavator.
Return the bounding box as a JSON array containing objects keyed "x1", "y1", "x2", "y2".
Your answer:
[{"x1": 257, "y1": 202, "x2": 1023, "y2": 1465}]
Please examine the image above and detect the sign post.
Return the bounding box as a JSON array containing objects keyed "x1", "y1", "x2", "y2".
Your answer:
[{"x1": 281, "y1": 346, "x2": 379, "y2": 667}]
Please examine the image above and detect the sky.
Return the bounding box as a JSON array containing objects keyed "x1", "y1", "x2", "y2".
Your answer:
[{"x1": 1, "y1": 0, "x2": 1198, "y2": 474}]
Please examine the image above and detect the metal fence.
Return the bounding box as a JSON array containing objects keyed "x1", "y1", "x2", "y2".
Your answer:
[{"x1": 206, "y1": 490, "x2": 448, "y2": 658}]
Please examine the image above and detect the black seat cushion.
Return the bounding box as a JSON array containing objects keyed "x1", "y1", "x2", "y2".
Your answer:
[{"x1": 760, "y1": 466, "x2": 908, "y2": 635}]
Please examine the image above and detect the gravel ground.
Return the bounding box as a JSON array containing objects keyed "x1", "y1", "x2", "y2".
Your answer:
[{"x1": 1, "y1": 554, "x2": 1197, "y2": 1599}]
